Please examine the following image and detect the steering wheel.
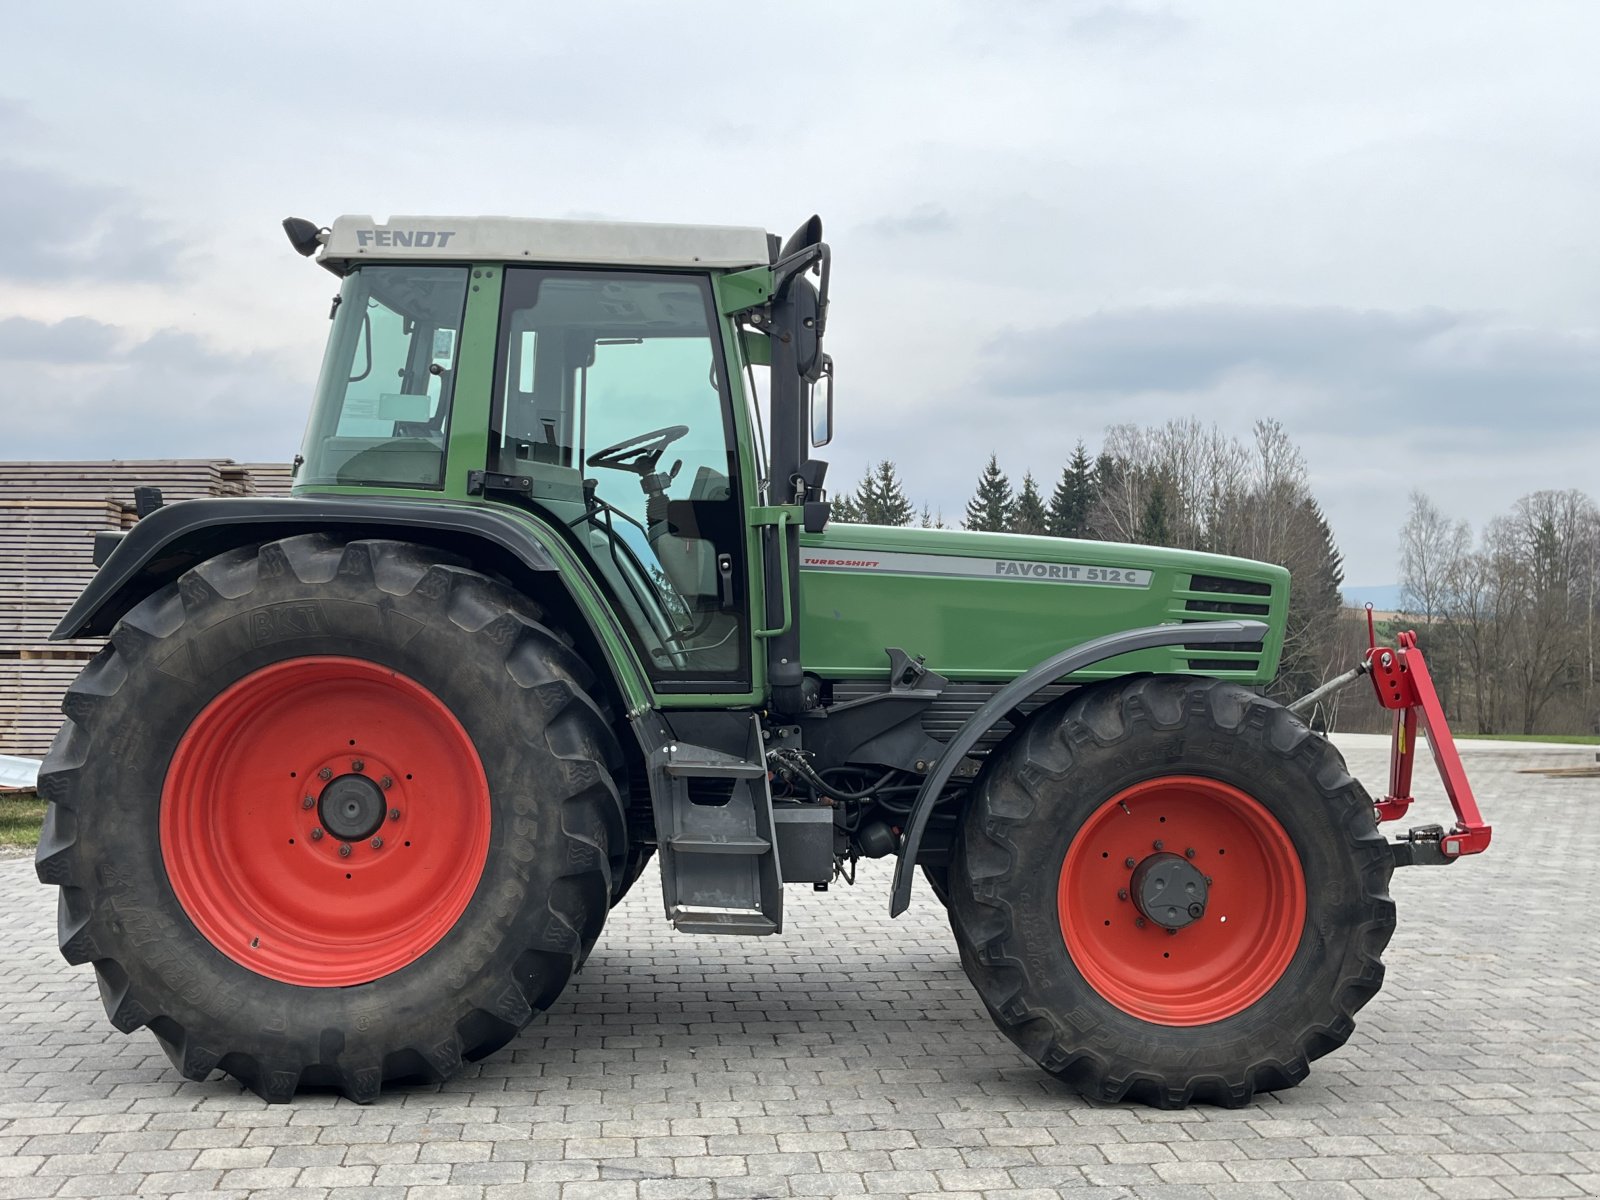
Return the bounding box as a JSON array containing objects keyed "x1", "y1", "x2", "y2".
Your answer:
[{"x1": 586, "y1": 424, "x2": 690, "y2": 476}]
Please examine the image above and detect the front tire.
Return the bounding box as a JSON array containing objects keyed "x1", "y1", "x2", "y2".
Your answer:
[
  {"x1": 35, "y1": 535, "x2": 626, "y2": 1102},
  {"x1": 949, "y1": 674, "x2": 1395, "y2": 1108}
]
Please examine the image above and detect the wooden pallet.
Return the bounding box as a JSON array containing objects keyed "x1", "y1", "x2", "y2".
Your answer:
[{"x1": 0, "y1": 460, "x2": 291, "y2": 756}]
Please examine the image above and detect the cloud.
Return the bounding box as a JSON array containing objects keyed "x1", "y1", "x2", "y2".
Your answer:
[
  {"x1": 0, "y1": 316, "x2": 121, "y2": 364},
  {"x1": 0, "y1": 315, "x2": 308, "y2": 462},
  {"x1": 0, "y1": 97, "x2": 31, "y2": 136},
  {"x1": 980, "y1": 304, "x2": 1600, "y2": 436},
  {"x1": 860, "y1": 204, "x2": 956, "y2": 239},
  {"x1": 1067, "y1": 4, "x2": 1187, "y2": 44},
  {"x1": 0, "y1": 162, "x2": 186, "y2": 283}
]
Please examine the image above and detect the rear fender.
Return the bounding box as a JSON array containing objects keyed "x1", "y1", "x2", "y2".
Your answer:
[
  {"x1": 53, "y1": 494, "x2": 653, "y2": 714},
  {"x1": 888, "y1": 619, "x2": 1269, "y2": 916}
]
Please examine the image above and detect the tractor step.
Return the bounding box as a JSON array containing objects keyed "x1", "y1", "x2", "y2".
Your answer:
[
  {"x1": 641, "y1": 715, "x2": 783, "y2": 936},
  {"x1": 671, "y1": 910, "x2": 780, "y2": 936}
]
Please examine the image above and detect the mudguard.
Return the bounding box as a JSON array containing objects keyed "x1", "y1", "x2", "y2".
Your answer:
[
  {"x1": 53, "y1": 495, "x2": 563, "y2": 639},
  {"x1": 888, "y1": 619, "x2": 1270, "y2": 916}
]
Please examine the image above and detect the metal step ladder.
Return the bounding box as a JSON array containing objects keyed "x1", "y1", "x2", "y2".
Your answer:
[{"x1": 646, "y1": 715, "x2": 783, "y2": 935}]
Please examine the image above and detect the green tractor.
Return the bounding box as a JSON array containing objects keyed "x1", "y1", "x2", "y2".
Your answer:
[{"x1": 35, "y1": 213, "x2": 1489, "y2": 1107}]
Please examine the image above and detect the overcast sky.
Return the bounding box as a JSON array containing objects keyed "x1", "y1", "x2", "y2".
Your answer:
[{"x1": 1, "y1": 1, "x2": 1596, "y2": 585}]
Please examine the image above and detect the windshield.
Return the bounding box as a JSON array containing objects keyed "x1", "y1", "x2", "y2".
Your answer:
[
  {"x1": 490, "y1": 269, "x2": 748, "y2": 684},
  {"x1": 297, "y1": 265, "x2": 470, "y2": 489}
]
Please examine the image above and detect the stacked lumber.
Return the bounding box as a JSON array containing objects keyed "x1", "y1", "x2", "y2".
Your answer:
[{"x1": 0, "y1": 460, "x2": 291, "y2": 755}]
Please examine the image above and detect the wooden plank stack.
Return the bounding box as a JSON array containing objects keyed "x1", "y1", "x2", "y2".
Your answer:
[{"x1": 0, "y1": 460, "x2": 292, "y2": 756}]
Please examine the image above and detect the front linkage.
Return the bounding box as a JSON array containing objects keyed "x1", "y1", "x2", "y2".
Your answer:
[{"x1": 1292, "y1": 610, "x2": 1492, "y2": 869}]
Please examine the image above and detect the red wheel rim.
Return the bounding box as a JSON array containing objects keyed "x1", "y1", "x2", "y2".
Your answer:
[
  {"x1": 160, "y1": 657, "x2": 491, "y2": 987},
  {"x1": 1058, "y1": 775, "x2": 1306, "y2": 1025}
]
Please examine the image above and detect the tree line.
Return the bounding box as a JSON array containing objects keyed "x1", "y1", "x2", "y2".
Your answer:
[
  {"x1": 829, "y1": 419, "x2": 1346, "y2": 703},
  {"x1": 1400, "y1": 489, "x2": 1599, "y2": 736}
]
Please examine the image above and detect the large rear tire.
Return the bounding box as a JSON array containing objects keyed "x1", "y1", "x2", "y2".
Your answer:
[
  {"x1": 949, "y1": 674, "x2": 1395, "y2": 1108},
  {"x1": 35, "y1": 535, "x2": 626, "y2": 1102}
]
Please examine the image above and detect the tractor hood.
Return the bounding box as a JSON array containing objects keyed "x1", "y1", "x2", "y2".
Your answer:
[{"x1": 796, "y1": 523, "x2": 1289, "y2": 686}]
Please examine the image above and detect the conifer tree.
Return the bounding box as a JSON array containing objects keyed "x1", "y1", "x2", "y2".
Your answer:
[
  {"x1": 963, "y1": 454, "x2": 1014, "y2": 531},
  {"x1": 1011, "y1": 472, "x2": 1049, "y2": 535},
  {"x1": 856, "y1": 460, "x2": 915, "y2": 526},
  {"x1": 830, "y1": 489, "x2": 863, "y2": 523},
  {"x1": 1049, "y1": 441, "x2": 1097, "y2": 538},
  {"x1": 1139, "y1": 483, "x2": 1172, "y2": 545}
]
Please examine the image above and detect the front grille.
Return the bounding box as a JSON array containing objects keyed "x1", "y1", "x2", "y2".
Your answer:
[
  {"x1": 1185, "y1": 657, "x2": 1257, "y2": 672},
  {"x1": 1188, "y1": 573, "x2": 1271, "y2": 596},
  {"x1": 1184, "y1": 597, "x2": 1270, "y2": 615}
]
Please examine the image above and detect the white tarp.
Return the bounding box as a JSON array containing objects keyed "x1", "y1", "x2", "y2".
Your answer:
[{"x1": 0, "y1": 755, "x2": 41, "y2": 790}]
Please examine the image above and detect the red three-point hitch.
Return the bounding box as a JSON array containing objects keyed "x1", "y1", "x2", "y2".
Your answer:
[{"x1": 1365, "y1": 626, "x2": 1493, "y2": 865}]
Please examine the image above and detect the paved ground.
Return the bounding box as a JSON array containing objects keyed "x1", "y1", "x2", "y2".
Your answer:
[{"x1": 3, "y1": 736, "x2": 1598, "y2": 1199}]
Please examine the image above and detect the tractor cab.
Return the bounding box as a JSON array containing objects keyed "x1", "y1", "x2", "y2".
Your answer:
[{"x1": 293, "y1": 215, "x2": 830, "y2": 693}]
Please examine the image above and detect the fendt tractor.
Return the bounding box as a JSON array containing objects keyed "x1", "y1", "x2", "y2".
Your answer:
[{"x1": 36, "y1": 213, "x2": 1491, "y2": 1108}]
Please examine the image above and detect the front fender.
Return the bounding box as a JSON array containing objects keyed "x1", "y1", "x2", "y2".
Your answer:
[{"x1": 888, "y1": 619, "x2": 1269, "y2": 916}]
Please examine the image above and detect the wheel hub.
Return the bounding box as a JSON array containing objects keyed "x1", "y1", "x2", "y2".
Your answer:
[
  {"x1": 318, "y1": 773, "x2": 387, "y2": 842},
  {"x1": 1129, "y1": 852, "x2": 1208, "y2": 930},
  {"x1": 1057, "y1": 774, "x2": 1308, "y2": 1025},
  {"x1": 159, "y1": 656, "x2": 491, "y2": 987}
]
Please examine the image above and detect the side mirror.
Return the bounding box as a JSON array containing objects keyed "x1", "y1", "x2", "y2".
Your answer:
[
  {"x1": 793, "y1": 278, "x2": 821, "y2": 380},
  {"x1": 810, "y1": 355, "x2": 834, "y2": 448}
]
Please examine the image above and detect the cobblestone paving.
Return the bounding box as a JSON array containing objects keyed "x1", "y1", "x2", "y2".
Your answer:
[{"x1": 3, "y1": 736, "x2": 1597, "y2": 1198}]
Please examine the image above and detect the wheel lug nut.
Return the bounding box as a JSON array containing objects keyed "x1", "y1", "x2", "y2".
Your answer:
[
  {"x1": 339, "y1": 843, "x2": 352, "y2": 858},
  {"x1": 1167, "y1": 927, "x2": 1177, "y2": 936},
  {"x1": 318, "y1": 767, "x2": 332, "y2": 780},
  {"x1": 351, "y1": 759, "x2": 365, "y2": 772},
  {"x1": 1153, "y1": 839, "x2": 1164, "y2": 851},
  {"x1": 371, "y1": 837, "x2": 383, "y2": 850},
  {"x1": 310, "y1": 828, "x2": 323, "y2": 841},
  {"x1": 1205, "y1": 876, "x2": 1213, "y2": 886},
  {"x1": 1124, "y1": 857, "x2": 1136, "y2": 868},
  {"x1": 380, "y1": 776, "x2": 393, "y2": 790},
  {"x1": 1135, "y1": 917, "x2": 1146, "y2": 929},
  {"x1": 1185, "y1": 847, "x2": 1196, "y2": 858},
  {"x1": 1117, "y1": 889, "x2": 1128, "y2": 901},
  {"x1": 301, "y1": 795, "x2": 315, "y2": 810}
]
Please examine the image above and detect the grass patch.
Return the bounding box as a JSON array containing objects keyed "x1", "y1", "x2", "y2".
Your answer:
[
  {"x1": 0, "y1": 789, "x2": 45, "y2": 849},
  {"x1": 1455, "y1": 732, "x2": 1600, "y2": 745}
]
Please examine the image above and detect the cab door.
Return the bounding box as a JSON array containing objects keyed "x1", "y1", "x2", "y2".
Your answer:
[{"x1": 486, "y1": 268, "x2": 754, "y2": 694}]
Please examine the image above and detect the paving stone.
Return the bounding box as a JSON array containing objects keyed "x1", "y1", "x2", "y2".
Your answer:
[{"x1": 1, "y1": 739, "x2": 1595, "y2": 1198}]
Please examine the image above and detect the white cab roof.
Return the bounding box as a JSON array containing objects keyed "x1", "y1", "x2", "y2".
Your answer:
[{"x1": 321, "y1": 215, "x2": 772, "y2": 271}]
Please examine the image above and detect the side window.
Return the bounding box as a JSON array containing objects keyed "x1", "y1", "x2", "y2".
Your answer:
[
  {"x1": 584, "y1": 337, "x2": 733, "y2": 525},
  {"x1": 298, "y1": 266, "x2": 468, "y2": 488},
  {"x1": 490, "y1": 271, "x2": 746, "y2": 685}
]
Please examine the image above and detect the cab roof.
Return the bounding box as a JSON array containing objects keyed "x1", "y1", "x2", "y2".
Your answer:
[{"x1": 320, "y1": 215, "x2": 773, "y2": 273}]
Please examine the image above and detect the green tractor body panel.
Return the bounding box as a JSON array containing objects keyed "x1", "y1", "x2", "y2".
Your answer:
[{"x1": 797, "y1": 523, "x2": 1287, "y2": 686}]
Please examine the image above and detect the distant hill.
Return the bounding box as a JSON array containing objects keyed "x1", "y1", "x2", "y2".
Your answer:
[{"x1": 1341, "y1": 584, "x2": 1403, "y2": 611}]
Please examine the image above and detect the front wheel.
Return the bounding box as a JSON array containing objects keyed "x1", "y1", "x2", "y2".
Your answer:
[
  {"x1": 949, "y1": 674, "x2": 1395, "y2": 1108},
  {"x1": 36, "y1": 536, "x2": 626, "y2": 1102}
]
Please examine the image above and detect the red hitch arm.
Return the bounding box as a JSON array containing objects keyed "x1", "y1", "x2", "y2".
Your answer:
[{"x1": 1366, "y1": 629, "x2": 1492, "y2": 860}]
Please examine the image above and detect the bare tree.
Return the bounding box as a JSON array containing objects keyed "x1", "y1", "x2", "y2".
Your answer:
[{"x1": 1399, "y1": 492, "x2": 1469, "y2": 619}]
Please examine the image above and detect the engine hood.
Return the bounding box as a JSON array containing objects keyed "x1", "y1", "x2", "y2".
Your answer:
[{"x1": 796, "y1": 523, "x2": 1289, "y2": 684}]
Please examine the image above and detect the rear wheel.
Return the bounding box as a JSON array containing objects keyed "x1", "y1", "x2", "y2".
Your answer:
[
  {"x1": 949, "y1": 674, "x2": 1394, "y2": 1108},
  {"x1": 36, "y1": 535, "x2": 626, "y2": 1102}
]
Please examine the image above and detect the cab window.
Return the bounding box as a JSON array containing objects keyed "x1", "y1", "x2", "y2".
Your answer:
[
  {"x1": 490, "y1": 270, "x2": 746, "y2": 685},
  {"x1": 297, "y1": 265, "x2": 468, "y2": 489}
]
